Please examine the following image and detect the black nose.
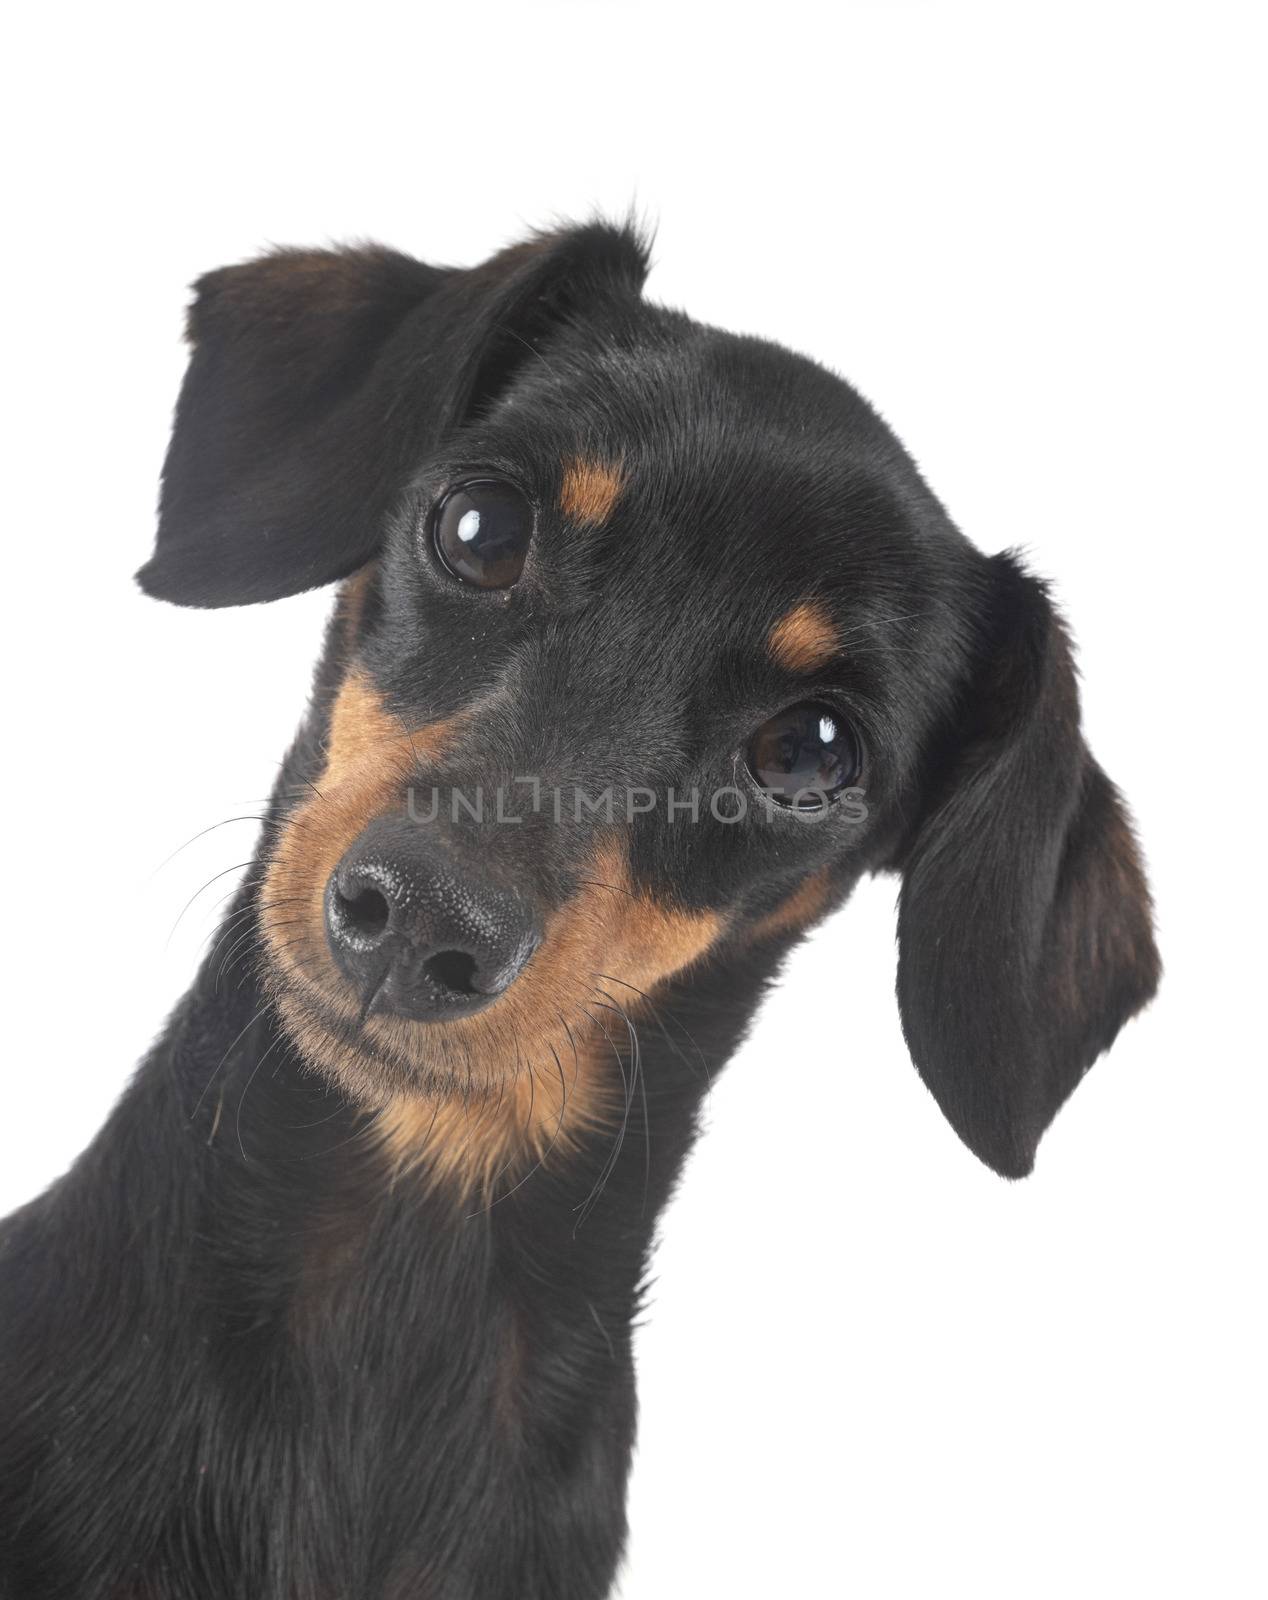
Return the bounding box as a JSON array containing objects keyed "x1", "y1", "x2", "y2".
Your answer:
[{"x1": 324, "y1": 817, "x2": 539, "y2": 1021}]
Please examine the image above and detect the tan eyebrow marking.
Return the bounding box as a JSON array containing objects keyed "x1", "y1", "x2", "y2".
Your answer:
[
  {"x1": 559, "y1": 457, "x2": 626, "y2": 527},
  {"x1": 767, "y1": 601, "x2": 838, "y2": 673}
]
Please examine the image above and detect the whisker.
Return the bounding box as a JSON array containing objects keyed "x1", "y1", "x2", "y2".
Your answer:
[
  {"x1": 296, "y1": 773, "x2": 327, "y2": 805},
  {"x1": 296, "y1": 1102, "x2": 389, "y2": 1163},
  {"x1": 465, "y1": 1048, "x2": 573, "y2": 1220},
  {"x1": 560, "y1": 1014, "x2": 583, "y2": 1097},
  {"x1": 234, "y1": 1026, "x2": 287, "y2": 1161},
  {"x1": 594, "y1": 971, "x2": 712, "y2": 1093},
  {"x1": 191, "y1": 1000, "x2": 273, "y2": 1121},
  {"x1": 150, "y1": 814, "x2": 271, "y2": 876},
  {"x1": 573, "y1": 1000, "x2": 633, "y2": 1233},
  {"x1": 388, "y1": 707, "x2": 424, "y2": 772},
  {"x1": 837, "y1": 609, "x2": 927, "y2": 641},
  {"x1": 165, "y1": 862, "x2": 259, "y2": 951},
  {"x1": 217, "y1": 918, "x2": 305, "y2": 990},
  {"x1": 574, "y1": 878, "x2": 640, "y2": 902},
  {"x1": 595, "y1": 993, "x2": 650, "y2": 1216}
]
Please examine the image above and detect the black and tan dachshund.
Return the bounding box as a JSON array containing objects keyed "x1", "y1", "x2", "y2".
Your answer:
[{"x1": 0, "y1": 221, "x2": 1159, "y2": 1598}]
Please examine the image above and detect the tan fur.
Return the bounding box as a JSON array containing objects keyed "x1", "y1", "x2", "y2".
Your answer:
[
  {"x1": 337, "y1": 562, "x2": 376, "y2": 646},
  {"x1": 260, "y1": 660, "x2": 721, "y2": 1200},
  {"x1": 747, "y1": 868, "x2": 835, "y2": 943},
  {"x1": 559, "y1": 457, "x2": 625, "y2": 527},
  {"x1": 371, "y1": 844, "x2": 720, "y2": 1195},
  {"x1": 767, "y1": 601, "x2": 838, "y2": 673}
]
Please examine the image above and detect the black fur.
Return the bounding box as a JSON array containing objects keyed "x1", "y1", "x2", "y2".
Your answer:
[{"x1": 0, "y1": 221, "x2": 1159, "y2": 1598}]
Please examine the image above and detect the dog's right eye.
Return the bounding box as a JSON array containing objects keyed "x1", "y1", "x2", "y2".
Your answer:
[{"x1": 431, "y1": 478, "x2": 534, "y2": 589}]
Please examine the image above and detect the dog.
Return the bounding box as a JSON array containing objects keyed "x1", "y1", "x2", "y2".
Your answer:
[{"x1": 0, "y1": 221, "x2": 1159, "y2": 1598}]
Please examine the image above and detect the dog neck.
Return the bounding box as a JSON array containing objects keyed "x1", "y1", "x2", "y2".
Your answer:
[{"x1": 8, "y1": 816, "x2": 786, "y2": 1592}]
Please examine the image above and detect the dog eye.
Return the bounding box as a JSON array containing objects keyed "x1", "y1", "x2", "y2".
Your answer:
[
  {"x1": 432, "y1": 478, "x2": 533, "y2": 589},
  {"x1": 746, "y1": 703, "x2": 861, "y2": 808}
]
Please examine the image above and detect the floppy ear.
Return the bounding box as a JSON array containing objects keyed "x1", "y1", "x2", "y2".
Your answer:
[
  {"x1": 137, "y1": 222, "x2": 649, "y2": 607},
  {"x1": 895, "y1": 553, "x2": 1160, "y2": 1177}
]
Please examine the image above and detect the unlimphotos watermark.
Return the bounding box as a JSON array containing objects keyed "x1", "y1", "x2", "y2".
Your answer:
[{"x1": 405, "y1": 781, "x2": 868, "y2": 827}]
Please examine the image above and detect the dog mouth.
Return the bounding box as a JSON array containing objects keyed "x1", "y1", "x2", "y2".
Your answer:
[
  {"x1": 257, "y1": 835, "x2": 723, "y2": 1113},
  {"x1": 263, "y1": 972, "x2": 477, "y2": 1097},
  {"x1": 257, "y1": 876, "x2": 572, "y2": 1105}
]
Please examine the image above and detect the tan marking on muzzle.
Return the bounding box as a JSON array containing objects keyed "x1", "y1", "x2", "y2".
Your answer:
[
  {"x1": 767, "y1": 601, "x2": 838, "y2": 673},
  {"x1": 259, "y1": 661, "x2": 721, "y2": 1199},
  {"x1": 374, "y1": 843, "x2": 722, "y2": 1195},
  {"x1": 262, "y1": 667, "x2": 454, "y2": 930},
  {"x1": 259, "y1": 664, "x2": 459, "y2": 1070},
  {"x1": 559, "y1": 457, "x2": 626, "y2": 527}
]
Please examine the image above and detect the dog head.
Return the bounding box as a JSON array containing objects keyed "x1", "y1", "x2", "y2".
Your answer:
[{"x1": 139, "y1": 221, "x2": 1159, "y2": 1183}]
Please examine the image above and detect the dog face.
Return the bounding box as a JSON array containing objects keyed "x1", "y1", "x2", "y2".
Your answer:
[{"x1": 139, "y1": 223, "x2": 1159, "y2": 1183}]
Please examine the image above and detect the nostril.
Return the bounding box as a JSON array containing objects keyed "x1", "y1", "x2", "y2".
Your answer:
[
  {"x1": 336, "y1": 885, "x2": 392, "y2": 943},
  {"x1": 325, "y1": 830, "x2": 537, "y2": 1018},
  {"x1": 423, "y1": 949, "x2": 479, "y2": 996}
]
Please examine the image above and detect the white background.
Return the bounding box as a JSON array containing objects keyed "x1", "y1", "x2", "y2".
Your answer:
[{"x1": 4, "y1": 4, "x2": 1264, "y2": 1595}]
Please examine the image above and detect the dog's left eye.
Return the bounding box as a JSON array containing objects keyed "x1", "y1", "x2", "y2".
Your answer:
[
  {"x1": 432, "y1": 478, "x2": 533, "y2": 589},
  {"x1": 746, "y1": 703, "x2": 861, "y2": 808}
]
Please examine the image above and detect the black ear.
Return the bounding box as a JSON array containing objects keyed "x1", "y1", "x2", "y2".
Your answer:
[
  {"x1": 895, "y1": 554, "x2": 1160, "y2": 1177},
  {"x1": 137, "y1": 222, "x2": 649, "y2": 607}
]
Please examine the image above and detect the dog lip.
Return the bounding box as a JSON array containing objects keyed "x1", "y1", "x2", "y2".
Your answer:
[
  {"x1": 272, "y1": 978, "x2": 409, "y2": 1066},
  {"x1": 273, "y1": 978, "x2": 448, "y2": 1078}
]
